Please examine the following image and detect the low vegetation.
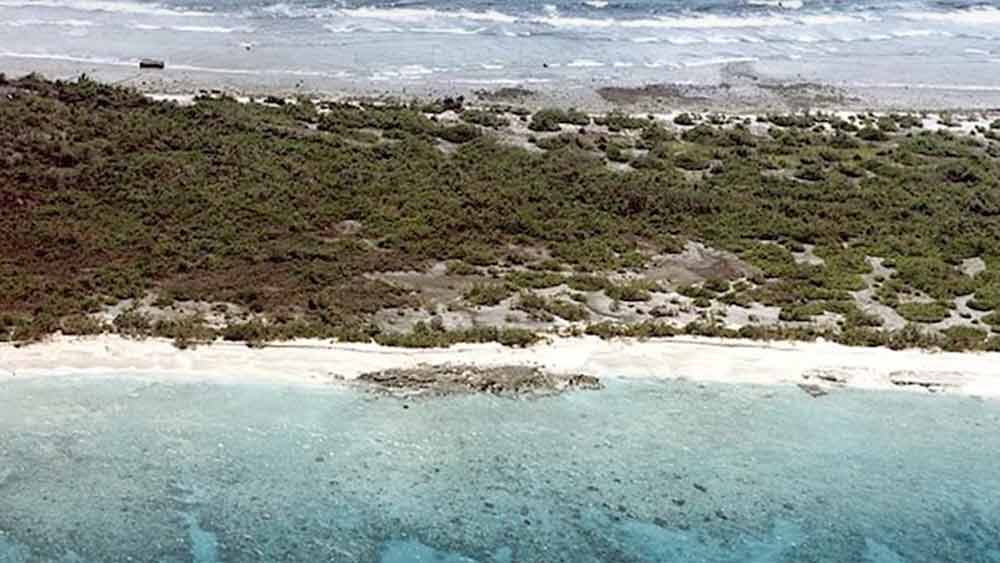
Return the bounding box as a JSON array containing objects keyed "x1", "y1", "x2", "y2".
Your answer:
[{"x1": 4, "y1": 75, "x2": 1000, "y2": 350}]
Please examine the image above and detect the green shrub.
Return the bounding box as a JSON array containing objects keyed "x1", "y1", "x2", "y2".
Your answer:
[
  {"x1": 529, "y1": 108, "x2": 589, "y2": 131},
  {"x1": 435, "y1": 123, "x2": 481, "y2": 143},
  {"x1": 896, "y1": 302, "x2": 951, "y2": 323},
  {"x1": 606, "y1": 281, "x2": 657, "y2": 302},
  {"x1": 463, "y1": 283, "x2": 512, "y2": 306},
  {"x1": 460, "y1": 109, "x2": 508, "y2": 128}
]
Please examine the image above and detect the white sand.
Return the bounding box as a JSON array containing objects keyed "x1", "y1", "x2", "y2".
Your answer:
[{"x1": 3, "y1": 335, "x2": 1000, "y2": 397}]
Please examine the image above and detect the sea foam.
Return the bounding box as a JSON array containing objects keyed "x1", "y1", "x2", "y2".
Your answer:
[{"x1": 0, "y1": 0, "x2": 210, "y2": 17}]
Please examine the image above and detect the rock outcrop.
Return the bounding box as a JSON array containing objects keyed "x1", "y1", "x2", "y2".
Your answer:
[{"x1": 355, "y1": 365, "x2": 602, "y2": 397}]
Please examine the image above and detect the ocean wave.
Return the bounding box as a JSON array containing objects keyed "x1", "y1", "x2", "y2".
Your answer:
[
  {"x1": 408, "y1": 26, "x2": 483, "y2": 35},
  {"x1": 0, "y1": 0, "x2": 210, "y2": 17},
  {"x1": 899, "y1": 6, "x2": 1000, "y2": 25},
  {"x1": 323, "y1": 23, "x2": 402, "y2": 33},
  {"x1": 890, "y1": 29, "x2": 949, "y2": 39},
  {"x1": 583, "y1": 0, "x2": 608, "y2": 8},
  {"x1": 336, "y1": 7, "x2": 517, "y2": 24},
  {"x1": 128, "y1": 23, "x2": 253, "y2": 33},
  {"x1": 746, "y1": 0, "x2": 803, "y2": 9},
  {"x1": 848, "y1": 81, "x2": 1000, "y2": 92},
  {"x1": 2, "y1": 17, "x2": 96, "y2": 26},
  {"x1": 567, "y1": 59, "x2": 603, "y2": 67},
  {"x1": 453, "y1": 78, "x2": 551, "y2": 85},
  {"x1": 533, "y1": 13, "x2": 794, "y2": 29},
  {"x1": 683, "y1": 56, "x2": 759, "y2": 68},
  {"x1": 0, "y1": 50, "x2": 133, "y2": 66}
]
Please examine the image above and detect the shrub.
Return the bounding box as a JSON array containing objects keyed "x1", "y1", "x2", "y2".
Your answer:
[
  {"x1": 463, "y1": 283, "x2": 512, "y2": 306},
  {"x1": 857, "y1": 127, "x2": 889, "y2": 142},
  {"x1": 460, "y1": 109, "x2": 509, "y2": 128},
  {"x1": 606, "y1": 281, "x2": 658, "y2": 302},
  {"x1": 895, "y1": 302, "x2": 951, "y2": 323},
  {"x1": 529, "y1": 108, "x2": 590, "y2": 131},
  {"x1": 673, "y1": 113, "x2": 696, "y2": 126},
  {"x1": 435, "y1": 123, "x2": 481, "y2": 143}
]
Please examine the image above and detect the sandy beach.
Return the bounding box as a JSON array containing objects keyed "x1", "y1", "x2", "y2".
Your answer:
[{"x1": 4, "y1": 335, "x2": 1000, "y2": 397}]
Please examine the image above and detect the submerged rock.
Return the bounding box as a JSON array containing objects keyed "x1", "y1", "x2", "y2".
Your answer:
[
  {"x1": 797, "y1": 383, "x2": 829, "y2": 398},
  {"x1": 354, "y1": 365, "x2": 603, "y2": 397}
]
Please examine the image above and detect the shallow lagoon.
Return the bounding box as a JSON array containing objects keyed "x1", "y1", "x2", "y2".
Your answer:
[{"x1": 1, "y1": 375, "x2": 999, "y2": 562}]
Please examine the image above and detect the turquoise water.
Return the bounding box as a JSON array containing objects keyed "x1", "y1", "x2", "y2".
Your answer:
[{"x1": 1, "y1": 376, "x2": 999, "y2": 562}]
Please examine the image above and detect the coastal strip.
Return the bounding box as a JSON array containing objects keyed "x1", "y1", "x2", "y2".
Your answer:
[{"x1": 3, "y1": 335, "x2": 1000, "y2": 398}]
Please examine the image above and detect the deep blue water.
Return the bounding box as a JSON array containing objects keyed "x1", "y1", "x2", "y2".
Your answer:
[
  {"x1": 1, "y1": 375, "x2": 999, "y2": 562},
  {"x1": 2, "y1": 0, "x2": 1000, "y2": 91}
]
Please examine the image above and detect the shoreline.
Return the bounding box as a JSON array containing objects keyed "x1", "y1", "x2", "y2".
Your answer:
[
  {"x1": 8, "y1": 58, "x2": 1000, "y2": 114},
  {"x1": 4, "y1": 335, "x2": 1000, "y2": 398}
]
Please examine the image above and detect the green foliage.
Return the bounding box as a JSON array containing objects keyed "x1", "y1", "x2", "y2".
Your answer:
[
  {"x1": 375, "y1": 322, "x2": 539, "y2": 348},
  {"x1": 893, "y1": 257, "x2": 975, "y2": 300},
  {"x1": 566, "y1": 275, "x2": 612, "y2": 292},
  {"x1": 446, "y1": 260, "x2": 478, "y2": 276},
  {"x1": 595, "y1": 110, "x2": 649, "y2": 131},
  {"x1": 896, "y1": 302, "x2": 951, "y2": 323},
  {"x1": 5, "y1": 76, "x2": 1000, "y2": 350},
  {"x1": 515, "y1": 293, "x2": 589, "y2": 322},
  {"x1": 857, "y1": 127, "x2": 889, "y2": 142},
  {"x1": 460, "y1": 109, "x2": 509, "y2": 129},
  {"x1": 585, "y1": 321, "x2": 677, "y2": 339},
  {"x1": 463, "y1": 283, "x2": 512, "y2": 306},
  {"x1": 605, "y1": 280, "x2": 658, "y2": 302},
  {"x1": 529, "y1": 108, "x2": 590, "y2": 131},
  {"x1": 506, "y1": 270, "x2": 565, "y2": 289}
]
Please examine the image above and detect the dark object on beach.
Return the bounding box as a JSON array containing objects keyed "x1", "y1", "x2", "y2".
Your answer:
[
  {"x1": 139, "y1": 59, "x2": 165, "y2": 70},
  {"x1": 355, "y1": 365, "x2": 603, "y2": 397}
]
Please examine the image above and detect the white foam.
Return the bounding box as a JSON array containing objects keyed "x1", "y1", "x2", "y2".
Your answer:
[
  {"x1": 0, "y1": 50, "x2": 132, "y2": 66},
  {"x1": 3, "y1": 17, "x2": 96, "y2": 27},
  {"x1": 612, "y1": 61, "x2": 634, "y2": 67},
  {"x1": 567, "y1": 59, "x2": 604, "y2": 67},
  {"x1": 337, "y1": 7, "x2": 517, "y2": 24},
  {"x1": 479, "y1": 63, "x2": 504, "y2": 70},
  {"x1": 746, "y1": 0, "x2": 803, "y2": 9},
  {"x1": 848, "y1": 80, "x2": 1000, "y2": 92},
  {"x1": 454, "y1": 77, "x2": 551, "y2": 85},
  {"x1": 899, "y1": 7, "x2": 1000, "y2": 25},
  {"x1": 665, "y1": 36, "x2": 704, "y2": 45},
  {"x1": 796, "y1": 14, "x2": 860, "y2": 26},
  {"x1": 705, "y1": 35, "x2": 741, "y2": 44},
  {"x1": 890, "y1": 29, "x2": 949, "y2": 39},
  {"x1": 126, "y1": 23, "x2": 253, "y2": 33},
  {"x1": 0, "y1": 0, "x2": 210, "y2": 17},
  {"x1": 408, "y1": 26, "x2": 483, "y2": 35},
  {"x1": 323, "y1": 23, "x2": 402, "y2": 34},
  {"x1": 583, "y1": 0, "x2": 608, "y2": 8},
  {"x1": 683, "y1": 56, "x2": 758, "y2": 67},
  {"x1": 534, "y1": 13, "x2": 792, "y2": 30},
  {"x1": 398, "y1": 64, "x2": 434, "y2": 76}
]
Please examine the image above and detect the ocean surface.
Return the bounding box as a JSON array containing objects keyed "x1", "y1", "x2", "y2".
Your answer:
[
  {"x1": 1, "y1": 0, "x2": 1000, "y2": 93},
  {"x1": 1, "y1": 375, "x2": 999, "y2": 562}
]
